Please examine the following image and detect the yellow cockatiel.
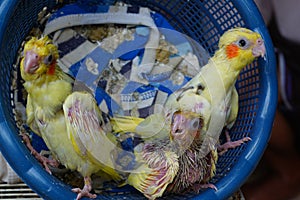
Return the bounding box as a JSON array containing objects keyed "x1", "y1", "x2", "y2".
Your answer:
[
  {"x1": 111, "y1": 27, "x2": 266, "y2": 199},
  {"x1": 20, "y1": 36, "x2": 121, "y2": 200}
]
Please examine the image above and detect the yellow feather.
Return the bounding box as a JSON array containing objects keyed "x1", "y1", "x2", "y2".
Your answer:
[
  {"x1": 115, "y1": 27, "x2": 265, "y2": 198},
  {"x1": 20, "y1": 37, "x2": 122, "y2": 199},
  {"x1": 111, "y1": 115, "x2": 144, "y2": 133},
  {"x1": 127, "y1": 146, "x2": 179, "y2": 200},
  {"x1": 111, "y1": 113, "x2": 171, "y2": 141}
]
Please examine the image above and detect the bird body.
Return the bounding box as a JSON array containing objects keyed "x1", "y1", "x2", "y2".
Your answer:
[
  {"x1": 127, "y1": 140, "x2": 179, "y2": 200},
  {"x1": 166, "y1": 138, "x2": 218, "y2": 193},
  {"x1": 20, "y1": 36, "x2": 121, "y2": 200},
  {"x1": 111, "y1": 27, "x2": 266, "y2": 199},
  {"x1": 168, "y1": 28, "x2": 265, "y2": 137},
  {"x1": 124, "y1": 111, "x2": 203, "y2": 199},
  {"x1": 20, "y1": 27, "x2": 266, "y2": 200}
]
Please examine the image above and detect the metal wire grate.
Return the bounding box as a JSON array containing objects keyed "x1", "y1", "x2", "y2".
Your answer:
[{"x1": 0, "y1": 183, "x2": 41, "y2": 200}]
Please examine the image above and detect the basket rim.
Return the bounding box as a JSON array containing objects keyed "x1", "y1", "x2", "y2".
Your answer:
[{"x1": 0, "y1": 0, "x2": 277, "y2": 199}]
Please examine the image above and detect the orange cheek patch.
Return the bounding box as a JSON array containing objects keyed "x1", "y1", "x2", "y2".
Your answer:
[
  {"x1": 226, "y1": 44, "x2": 239, "y2": 59},
  {"x1": 47, "y1": 63, "x2": 56, "y2": 75}
]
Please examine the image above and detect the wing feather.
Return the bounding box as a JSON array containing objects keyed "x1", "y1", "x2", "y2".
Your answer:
[{"x1": 63, "y1": 91, "x2": 120, "y2": 180}]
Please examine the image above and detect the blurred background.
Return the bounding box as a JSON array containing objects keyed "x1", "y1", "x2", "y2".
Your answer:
[{"x1": 242, "y1": 0, "x2": 300, "y2": 199}]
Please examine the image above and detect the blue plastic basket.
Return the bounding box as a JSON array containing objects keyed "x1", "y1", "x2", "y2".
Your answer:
[{"x1": 0, "y1": 0, "x2": 277, "y2": 199}]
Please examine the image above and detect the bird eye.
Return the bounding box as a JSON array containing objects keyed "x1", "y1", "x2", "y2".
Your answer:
[
  {"x1": 238, "y1": 39, "x2": 247, "y2": 47},
  {"x1": 191, "y1": 119, "x2": 200, "y2": 130},
  {"x1": 44, "y1": 54, "x2": 53, "y2": 64},
  {"x1": 47, "y1": 55, "x2": 53, "y2": 63}
]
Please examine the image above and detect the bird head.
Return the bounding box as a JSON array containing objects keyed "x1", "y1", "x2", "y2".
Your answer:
[
  {"x1": 216, "y1": 27, "x2": 266, "y2": 70},
  {"x1": 170, "y1": 111, "x2": 203, "y2": 151},
  {"x1": 20, "y1": 36, "x2": 59, "y2": 81}
]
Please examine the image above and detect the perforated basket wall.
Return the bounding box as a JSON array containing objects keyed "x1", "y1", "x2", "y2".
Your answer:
[{"x1": 0, "y1": 0, "x2": 277, "y2": 199}]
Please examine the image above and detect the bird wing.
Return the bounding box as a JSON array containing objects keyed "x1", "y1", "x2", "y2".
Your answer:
[
  {"x1": 111, "y1": 113, "x2": 170, "y2": 141},
  {"x1": 110, "y1": 115, "x2": 144, "y2": 133},
  {"x1": 225, "y1": 87, "x2": 239, "y2": 129},
  {"x1": 63, "y1": 91, "x2": 120, "y2": 180},
  {"x1": 25, "y1": 94, "x2": 42, "y2": 136},
  {"x1": 128, "y1": 143, "x2": 179, "y2": 199}
]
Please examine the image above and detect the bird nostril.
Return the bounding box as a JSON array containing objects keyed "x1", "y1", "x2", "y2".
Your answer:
[{"x1": 257, "y1": 38, "x2": 263, "y2": 45}]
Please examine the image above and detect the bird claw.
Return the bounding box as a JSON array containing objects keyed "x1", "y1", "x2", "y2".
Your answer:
[
  {"x1": 220, "y1": 136, "x2": 251, "y2": 149},
  {"x1": 72, "y1": 176, "x2": 96, "y2": 200},
  {"x1": 37, "y1": 154, "x2": 60, "y2": 174},
  {"x1": 192, "y1": 183, "x2": 218, "y2": 193},
  {"x1": 72, "y1": 187, "x2": 97, "y2": 200},
  {"x1": 218, "y1": 136, "x2": 252, "y2": 155},
  {"x1": 21, "y1": 133, "x2": 59, "y2": 174}
]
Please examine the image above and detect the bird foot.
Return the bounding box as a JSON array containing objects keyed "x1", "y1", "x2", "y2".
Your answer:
[
  {"x1": 218, "y1": 130, "x2": 251, "y2": 155},
  {"x1": 192, "y1": 183, "x2": 218, "y2": 193},
  {"x1": 21, "y1": 133, "x2": 59, "y2": 174},
  {"x1": 72, "y1": 177, "x2": 96, "y2": 200},
  {"x1": 72, "y1": 188, "x2": 97, "y2": 200}
]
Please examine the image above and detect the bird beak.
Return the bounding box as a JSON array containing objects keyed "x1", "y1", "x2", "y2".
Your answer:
[
  {"x1": 171, "y1": 113, "x2": 199, "y2": 149},
  {"x1": 24, "y1": 50, "x2": 39, "y2": 74},
  {"x1": 252, "y1": 38, "x2": 266, "y2": 58}
]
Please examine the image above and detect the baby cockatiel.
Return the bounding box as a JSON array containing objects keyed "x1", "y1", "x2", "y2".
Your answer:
[
  {"x1": 111, "y1": 27, "x2": 266, "y2": 199},
  {"x1": 20, "y1": 36, "x2": 122, "y2": 200}
]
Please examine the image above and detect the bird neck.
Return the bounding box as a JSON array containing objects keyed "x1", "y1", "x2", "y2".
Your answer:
[
  {"x1": 209, "y1": 49, "x2": 244, "y2": 88},
  {"x1": 22, "y1": 65, "x2": 72, "y2": 96},
  {"x1": 23, "y1": 68, "x2": 73, "y2": 119},
  {"x1": 27, "y1": 71, "x2": 60, "y2": 87}
]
